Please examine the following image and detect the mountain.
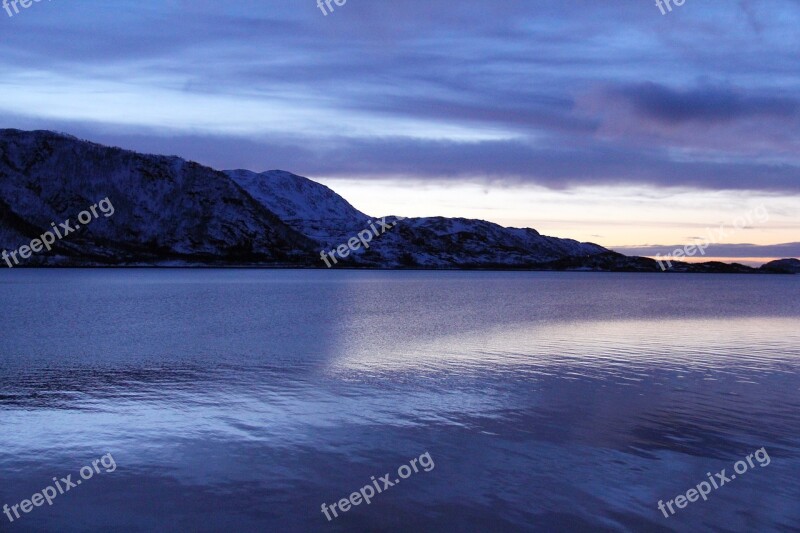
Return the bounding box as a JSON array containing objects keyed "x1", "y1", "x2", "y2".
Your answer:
[
  {"x1": 226, "y1": 169, "x2": 607, "y2": 268},
  {"x1": 0, "y1": 129, "x2": 313, "y2": 265},
  {"x1": 0, "y1": 129, "x2": 794, "y2": 272},
  {"x1": 225, "y1": 169, "x2": 371, "y2": 247},
  {"x1": 226, "y1": 170, "x2": 795, "y2": 272}
]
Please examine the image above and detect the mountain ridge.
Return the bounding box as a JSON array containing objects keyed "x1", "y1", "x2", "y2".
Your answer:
[{"x1": 0, "y1": 129, "x2": 794, "y2": 272}]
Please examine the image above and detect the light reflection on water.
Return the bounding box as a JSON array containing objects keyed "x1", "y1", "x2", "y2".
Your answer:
[{"x1": 0, "y1": 270, "x2": 798, "y2": 532}]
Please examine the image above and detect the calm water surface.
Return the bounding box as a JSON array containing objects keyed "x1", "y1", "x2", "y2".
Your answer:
[{"x1": 1, "y1": 270, "x2": 799, "y2": 532}]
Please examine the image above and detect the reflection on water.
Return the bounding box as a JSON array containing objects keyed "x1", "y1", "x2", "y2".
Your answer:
[{"x1": 0, "y1": 270, "x2": 799, "y2": 532}]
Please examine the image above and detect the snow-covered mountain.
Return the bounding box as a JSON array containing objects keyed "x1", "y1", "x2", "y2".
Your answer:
[
  {"x1": 381, "y1": 217, "x2": 607, "y2": 268},
  {"x1": 0, "y1": 129, "x2": 313, "y2": 265},
  {"x1": 226, "y1": 169, "x2": 369, "y2": 224},
  {"x1": 226, "y1": 169, "x2": 371, "y2": 247},
  {"x1": 0, "y1": 128, "x2": 610, "y2": 267},
  {"x1": 227, "y1": 169, "x2": 607, "y2": 268},
  {"x1": 2, "y1": 129, "x2": 788, "y2": 272}
]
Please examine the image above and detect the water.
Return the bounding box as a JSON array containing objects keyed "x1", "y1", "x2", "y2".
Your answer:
[{"x1": 1, "y1": 270, "x2": 798, "y2": 532}]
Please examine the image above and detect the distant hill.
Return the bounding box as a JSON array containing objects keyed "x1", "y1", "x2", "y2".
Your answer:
[{"x1": 761, "y1": 258, "x2": 800, "y2": 274}]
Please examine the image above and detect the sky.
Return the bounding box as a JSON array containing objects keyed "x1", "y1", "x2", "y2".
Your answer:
[{"x1": 0, "y1": 0, "x2": 798, "y2": 264}]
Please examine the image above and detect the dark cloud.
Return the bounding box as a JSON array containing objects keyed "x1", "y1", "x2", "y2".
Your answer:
[
  {"x1": 607, "y1": 83, "x2": 800, "y2": 124},
  {"x1": 1, "y1": 0, "x2": 799, "y2": 192},
  {"x1": 3, "y1": 112, "x2": 799, "y2": 192}
]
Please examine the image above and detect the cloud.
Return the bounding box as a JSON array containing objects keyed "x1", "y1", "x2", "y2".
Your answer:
[
  {"x1": 613, "y1": 242, "x2": 800, "y2": 259},
  {"x1": 1, "y1": 0, "x2": 799, "y2": 193},
  {"x1": 606, "y1": 83, "x2": 800, "y2": 124},
  {"x1": 5, "y1": 111, "x2": 800, "y2": 192}
]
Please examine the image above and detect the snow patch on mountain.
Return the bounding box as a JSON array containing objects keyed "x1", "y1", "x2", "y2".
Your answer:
[
  {"x1": 227, "y1": 169, "x2": 373, "y2": 247},
  {"x1": 226, "y1": 169, "x2": 369, "y2": 223}
]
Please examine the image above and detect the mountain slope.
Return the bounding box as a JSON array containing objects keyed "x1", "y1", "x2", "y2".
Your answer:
[
  {"x1": 0, "y1": 129, "x2": 314, "y2": 265},
  {"x1": 228, "y1": 169, "x2": 608, "y2": 268},
  {"x1": 225, "y1": 169, "x2": 369, "y2": 224},
  {"x1": 226, "y1": 169, "x2": 370, "y2": 247}
]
